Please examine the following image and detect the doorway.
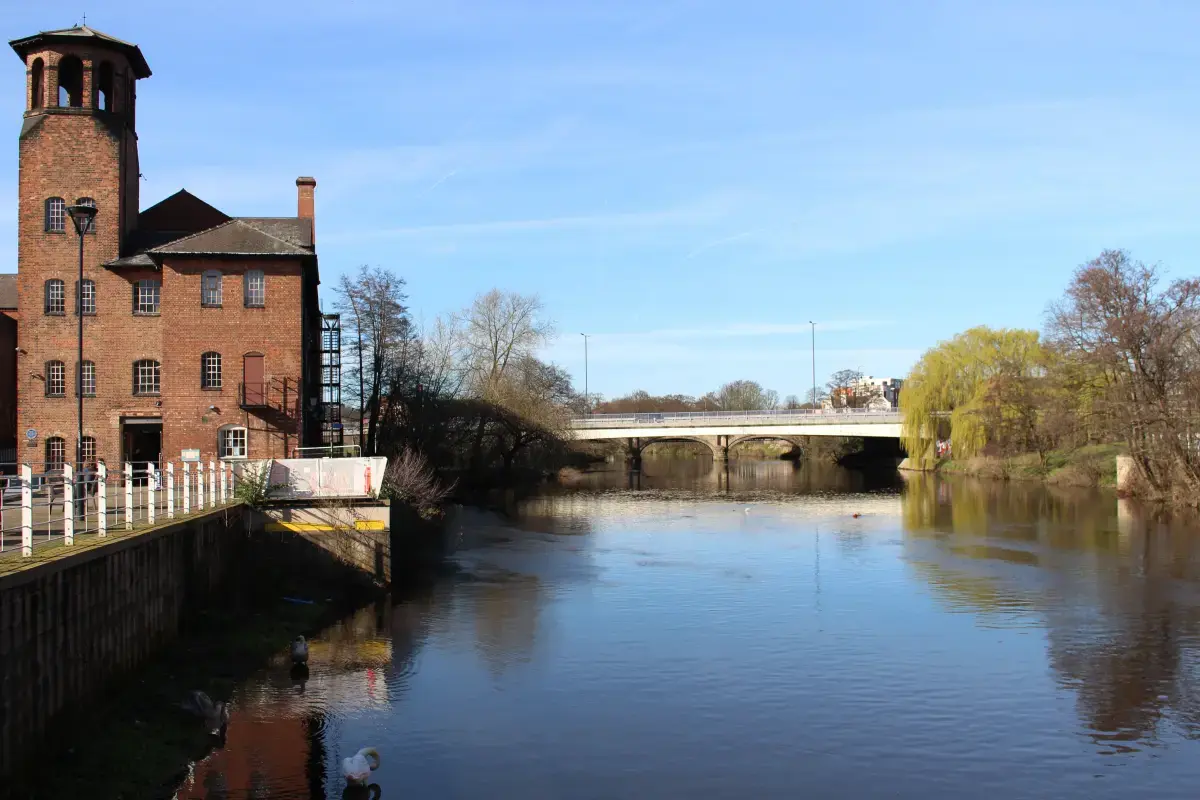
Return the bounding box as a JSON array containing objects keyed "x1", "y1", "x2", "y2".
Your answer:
[
  {"x1": 121, "y1": 418, "x2": 162, "y2": 477},
  {"x1": 243, "y1": 353, "x2": 265, "y2": 405}
]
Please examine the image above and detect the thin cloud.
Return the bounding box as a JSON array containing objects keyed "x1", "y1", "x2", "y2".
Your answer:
[
  {"x1": 683, "y1": 228, "x2": 760, "y2": 260},
  {"x1": 324, "y1": 200, "x2": 724, "y2": 242},
  {"x1": 588, "y1": 320, "x2": 889, "y2": 341}
]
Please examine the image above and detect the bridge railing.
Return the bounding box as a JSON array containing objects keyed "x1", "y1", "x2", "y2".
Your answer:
[{"x1": 570, "y1": 407, "x2": 901, "y2": 427}]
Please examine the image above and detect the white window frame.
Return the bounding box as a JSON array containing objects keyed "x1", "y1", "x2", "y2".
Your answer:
[
  {"x1": 46, "y1": 361, "x2": 66, "y2": 396},
  {"x1": 80, "y1": 436, "x2": 96, "y2": 464},
  {"x1": 79, "y1": 278, "x2": 96, "y2": 315},
  {"x1": 134, "y1": 279, "x2": 161, "y2": 315},
  {"x1": 46, "y1": 279, "x2": 65, "y2": 314},
  {"x1": 219, "y1": 426, "x2": 248, "y2": 459},
  {"x1": 46, "y1": 197, "x2": 66, "y2": 233},
  {"x1": 201, "y1": 270, "x2": 223, "y2": 307},
  {"x1": 133, "y1": 359, "x2": 161, "y2": 396},
  {"x1": 46, "y1": 437, "x2": 65, "y2": 469},
  {"x1": 201, "y1": 352, "x2": 222, "y2": 389},
  {"x1": 80, "y1": 361, "x2": 96, "y2": 397},
  {"x1": 244, "y1": 270, "x2": 265, "y2": 307}
]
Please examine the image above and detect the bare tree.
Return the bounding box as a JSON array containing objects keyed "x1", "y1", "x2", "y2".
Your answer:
[
  {"x1": 334, "y1": 266, "x2": 412, "y2": 456},
  {"x1": 459, "y1": 289, "x2": 556, "y2": 471},
  {"x1": 715, "y1": 380, "x2": 779, "y2": 410},
  {"x1": 826, "y1": 369, "x2": 882, "y2": 409},
  {"x1": 1046, "y1": 249, "x2": 1200, "y2": 498}
]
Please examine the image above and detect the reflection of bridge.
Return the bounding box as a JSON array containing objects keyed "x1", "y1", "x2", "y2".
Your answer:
[{"x1": 569, "y1": 409, "x2": 903, "y2": 462}]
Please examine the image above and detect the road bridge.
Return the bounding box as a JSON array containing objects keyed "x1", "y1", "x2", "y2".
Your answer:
[{"x1": 569, "y1": 409, "x2": 903, "y2": 462}]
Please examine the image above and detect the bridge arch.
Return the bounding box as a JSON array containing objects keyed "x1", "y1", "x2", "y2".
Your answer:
[
  {"x1": 725, "y1": 434, "x2": 805, "y2": 457},
  {"x1": 627, "y1": 436, "x2": 720, "y2": 461}
]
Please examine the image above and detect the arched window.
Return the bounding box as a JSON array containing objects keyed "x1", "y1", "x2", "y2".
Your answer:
[
  {"x1": 80, "y1": 436, "x2": 97, "y2": 465},
  {"x1": 219, "y1": 425, "x2": 248, "y2": 459},
  {"x1": 201, "y1": 352, "x2": 222, "y2": 389},
  {"x1": 57, "y1": 55, "x2": 83, "y2": 108},
  {"x1": 44, "y1": 279, "x2": 65, "y2": 314},
  {"x1": 45, "y1": 197, "x2": 66, "y2": 232},
  {"x1": 244, "y1": 270, "x2": 265, "y2": 307},
  {"x1": 201, "y1": 270, "x2": 223, "y2": 307},
  {"x1": 30, "y1": 58, "x2": 44, "y2": 109},
  {"x1": 94, "y1": 61, "x2": 113, "y2": 111},
  {"x1": 74, "y1": 197, "x2": 96, "y2": 234},
  {"x1": 78, "y1": 361, "x2": 96, "y2": 397},
  {"x1": 45, "y1": 360, "x2": 66, "y2": 396},
  {"x1": 133, "y1": 359, "x2": 161, "y2": 395},
  {"x1": 46, "y1": 437, "x2": 65, "y2": 470},
  {"x1": 76, "y1": 279, "x2": 96, "y2": 315}
]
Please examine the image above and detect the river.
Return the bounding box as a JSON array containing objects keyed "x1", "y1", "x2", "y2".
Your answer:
[{"x1": 175, "y1": 459, "x2": 1200, "y2": 799}]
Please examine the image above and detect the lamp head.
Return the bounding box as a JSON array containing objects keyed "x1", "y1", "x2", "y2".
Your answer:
[{"x1": 67, "y1": 203, "x2": 98, "y2": 235}]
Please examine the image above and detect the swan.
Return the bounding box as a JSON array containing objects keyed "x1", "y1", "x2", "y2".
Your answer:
[
  {"x1": 291, "y1": 635, "x2": 309, "y2": 665},
  {"x1": 181, "y1": 690, "x2": 230, "y2": 735},
  {"x1": 343, "y1": 747, "x2": 381, "y2": 785}
]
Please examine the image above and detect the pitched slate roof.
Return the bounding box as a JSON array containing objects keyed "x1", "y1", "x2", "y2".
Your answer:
[
  {"x1": 144, "y1": 218, "x2": 312, "y2": 258},
  {"x1": 106, "y1": 191, "x2": 314, "y2": 267},
  {"x1": 9, "y1": 25, "x2": 151, "y2": 78},
  {"x1": 0, "y1": 274, "x2": 16, "y2": 309}
]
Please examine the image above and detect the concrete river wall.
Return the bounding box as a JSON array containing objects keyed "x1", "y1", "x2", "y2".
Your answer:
[{"x1": 0, "y1": 507, "x2": 246, "y2": 779}]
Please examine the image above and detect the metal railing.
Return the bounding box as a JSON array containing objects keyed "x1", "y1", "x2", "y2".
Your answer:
[
  {"x1": 0, "y1": 459, "x2": 240, "y2": 559},
  {"x1": 290, "y1": 444, "x2": 362, "y2": 459},
  {"x1": 570, "y1": 407, "x2": 902, "y2": 428},
  {"x1": 239, "y1": 378, "x2": 301, "y2": 415}
]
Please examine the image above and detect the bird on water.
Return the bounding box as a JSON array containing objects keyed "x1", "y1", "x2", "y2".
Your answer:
[
  {"x1": 181, "y1": 690, "x2": 231, "y2": 735},
  {"x1": 343, "y1": 747, "x2": 382, "y2": 785},
  {"x1": 291, "y1": 635, "x2": 309, "y2": 665}
]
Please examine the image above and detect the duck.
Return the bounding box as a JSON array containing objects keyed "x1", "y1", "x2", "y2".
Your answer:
[
  {"x1": 291, "y1": 635, "x2": 309, "y2": 665},
  {"x1": 342, "y1": 747, "x2": 381, "y2": 785},
  {"x1": 181, "y1": 690, "x2": 231, "y2": 735}
]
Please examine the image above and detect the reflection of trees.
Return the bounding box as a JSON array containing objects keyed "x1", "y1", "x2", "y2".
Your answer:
[
  {"x1": 901, "y1": 473, "x2": 1200, "y2": 748},
  {"x1": 468, "y1": 573, "x2": 543, "y2": 677}
]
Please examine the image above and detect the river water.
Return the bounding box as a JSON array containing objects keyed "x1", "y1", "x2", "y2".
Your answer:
[{"x1": 179, "y1": 459, "x2": 1200, "y2": 799}]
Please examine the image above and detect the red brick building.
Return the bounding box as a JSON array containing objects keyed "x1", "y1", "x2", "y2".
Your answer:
[{"x1": 11, "y1": 25, "x2": 325, "y2": 470}]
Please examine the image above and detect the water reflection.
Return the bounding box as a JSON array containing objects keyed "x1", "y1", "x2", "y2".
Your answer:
[{"x1": 162, "y1": 459, "x2": 1200, "y2": 798}]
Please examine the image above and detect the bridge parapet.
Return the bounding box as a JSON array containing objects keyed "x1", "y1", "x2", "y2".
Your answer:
[{"x1": 571, "y1": 408, "x2": 902, "y2": 430}]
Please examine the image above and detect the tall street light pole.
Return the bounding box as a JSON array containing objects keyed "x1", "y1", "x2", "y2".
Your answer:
[
  {"x1": 580, "y1": 333, "x2": 589, "y2": 414},
  {"x1": 808, "y1": 321, "x2": 816, "y2": 410},
  {"x1": 67, "y1": 203, "x2": 97, "y2": 471}
]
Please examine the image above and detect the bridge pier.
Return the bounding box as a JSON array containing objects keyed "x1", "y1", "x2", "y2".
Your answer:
[{"x1": 626, "y1": 437, "x2": 642, "y2": 470}]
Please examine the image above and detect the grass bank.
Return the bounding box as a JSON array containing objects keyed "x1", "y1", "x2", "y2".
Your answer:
[{"x1": 904, "y1": 444, "x2": 1123, "y2": 488}]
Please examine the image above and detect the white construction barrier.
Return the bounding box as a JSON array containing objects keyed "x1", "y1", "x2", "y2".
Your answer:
[{"x1": 244, "y1": 457, "x2": 387, "y2": 500}]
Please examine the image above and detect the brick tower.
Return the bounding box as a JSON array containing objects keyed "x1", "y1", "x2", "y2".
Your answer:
[{"x1": 10, "y1": 26, "x2": 152, "y2": 467}]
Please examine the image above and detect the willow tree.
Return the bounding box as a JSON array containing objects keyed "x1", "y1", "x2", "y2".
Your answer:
[{"x1": 899, "y1": 327, "x2": 1045, "y2": 465}]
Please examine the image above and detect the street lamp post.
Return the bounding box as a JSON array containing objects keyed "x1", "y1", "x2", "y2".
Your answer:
[
  {"x1": 67, "y1": 203, "x2": 97, "y2": 471},
  {"x1": 808, "y1": 320, "x2": 816, "y2": 410},
  {"x1": 580, "y1": 333, "x2": 589, "y2": 414}
]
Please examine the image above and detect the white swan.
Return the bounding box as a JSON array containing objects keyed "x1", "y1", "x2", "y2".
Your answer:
[
  {"x1": 291, "y1": 635, "x2": 309, "y2": 665},
  {"x1": 342, "y1": 747, "x2": 381, "y2": 785},
  {"x1": 181, "y1": 690, "x2": 230, "y2": 735}
]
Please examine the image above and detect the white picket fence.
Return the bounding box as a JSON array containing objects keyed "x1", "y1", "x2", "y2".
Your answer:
[{"x1": 0, "y1": 460, "x2": 239, "y2": 558}]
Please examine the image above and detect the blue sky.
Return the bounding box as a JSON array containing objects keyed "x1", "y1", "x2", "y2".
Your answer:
[{"x1": 4, "y1": 1, "x2": 1200, "y2": 400}]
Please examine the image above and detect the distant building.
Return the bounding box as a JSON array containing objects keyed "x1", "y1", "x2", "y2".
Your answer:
[
  {"x1": 10, "y1": 25, "x2": 332, "y2": 469},
  {"x1": 822, "y1": 376, "x2": 903, "y2": 411}
]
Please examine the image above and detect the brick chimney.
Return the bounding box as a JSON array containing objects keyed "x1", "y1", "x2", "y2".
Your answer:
[{"x1": 296, "y1": 176, "x2": 316, "y2": 243}]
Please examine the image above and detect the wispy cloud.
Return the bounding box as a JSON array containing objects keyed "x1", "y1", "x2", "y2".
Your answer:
[
  {"x1": 587, "y1": 320, "x2": 888, "y2": 341},
  {"x1": 322, "y1": 197, "x2": 727, "y2": 242},
  {"x1": 683, "y1": 228, "x2": 760, "y2": 260}
]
